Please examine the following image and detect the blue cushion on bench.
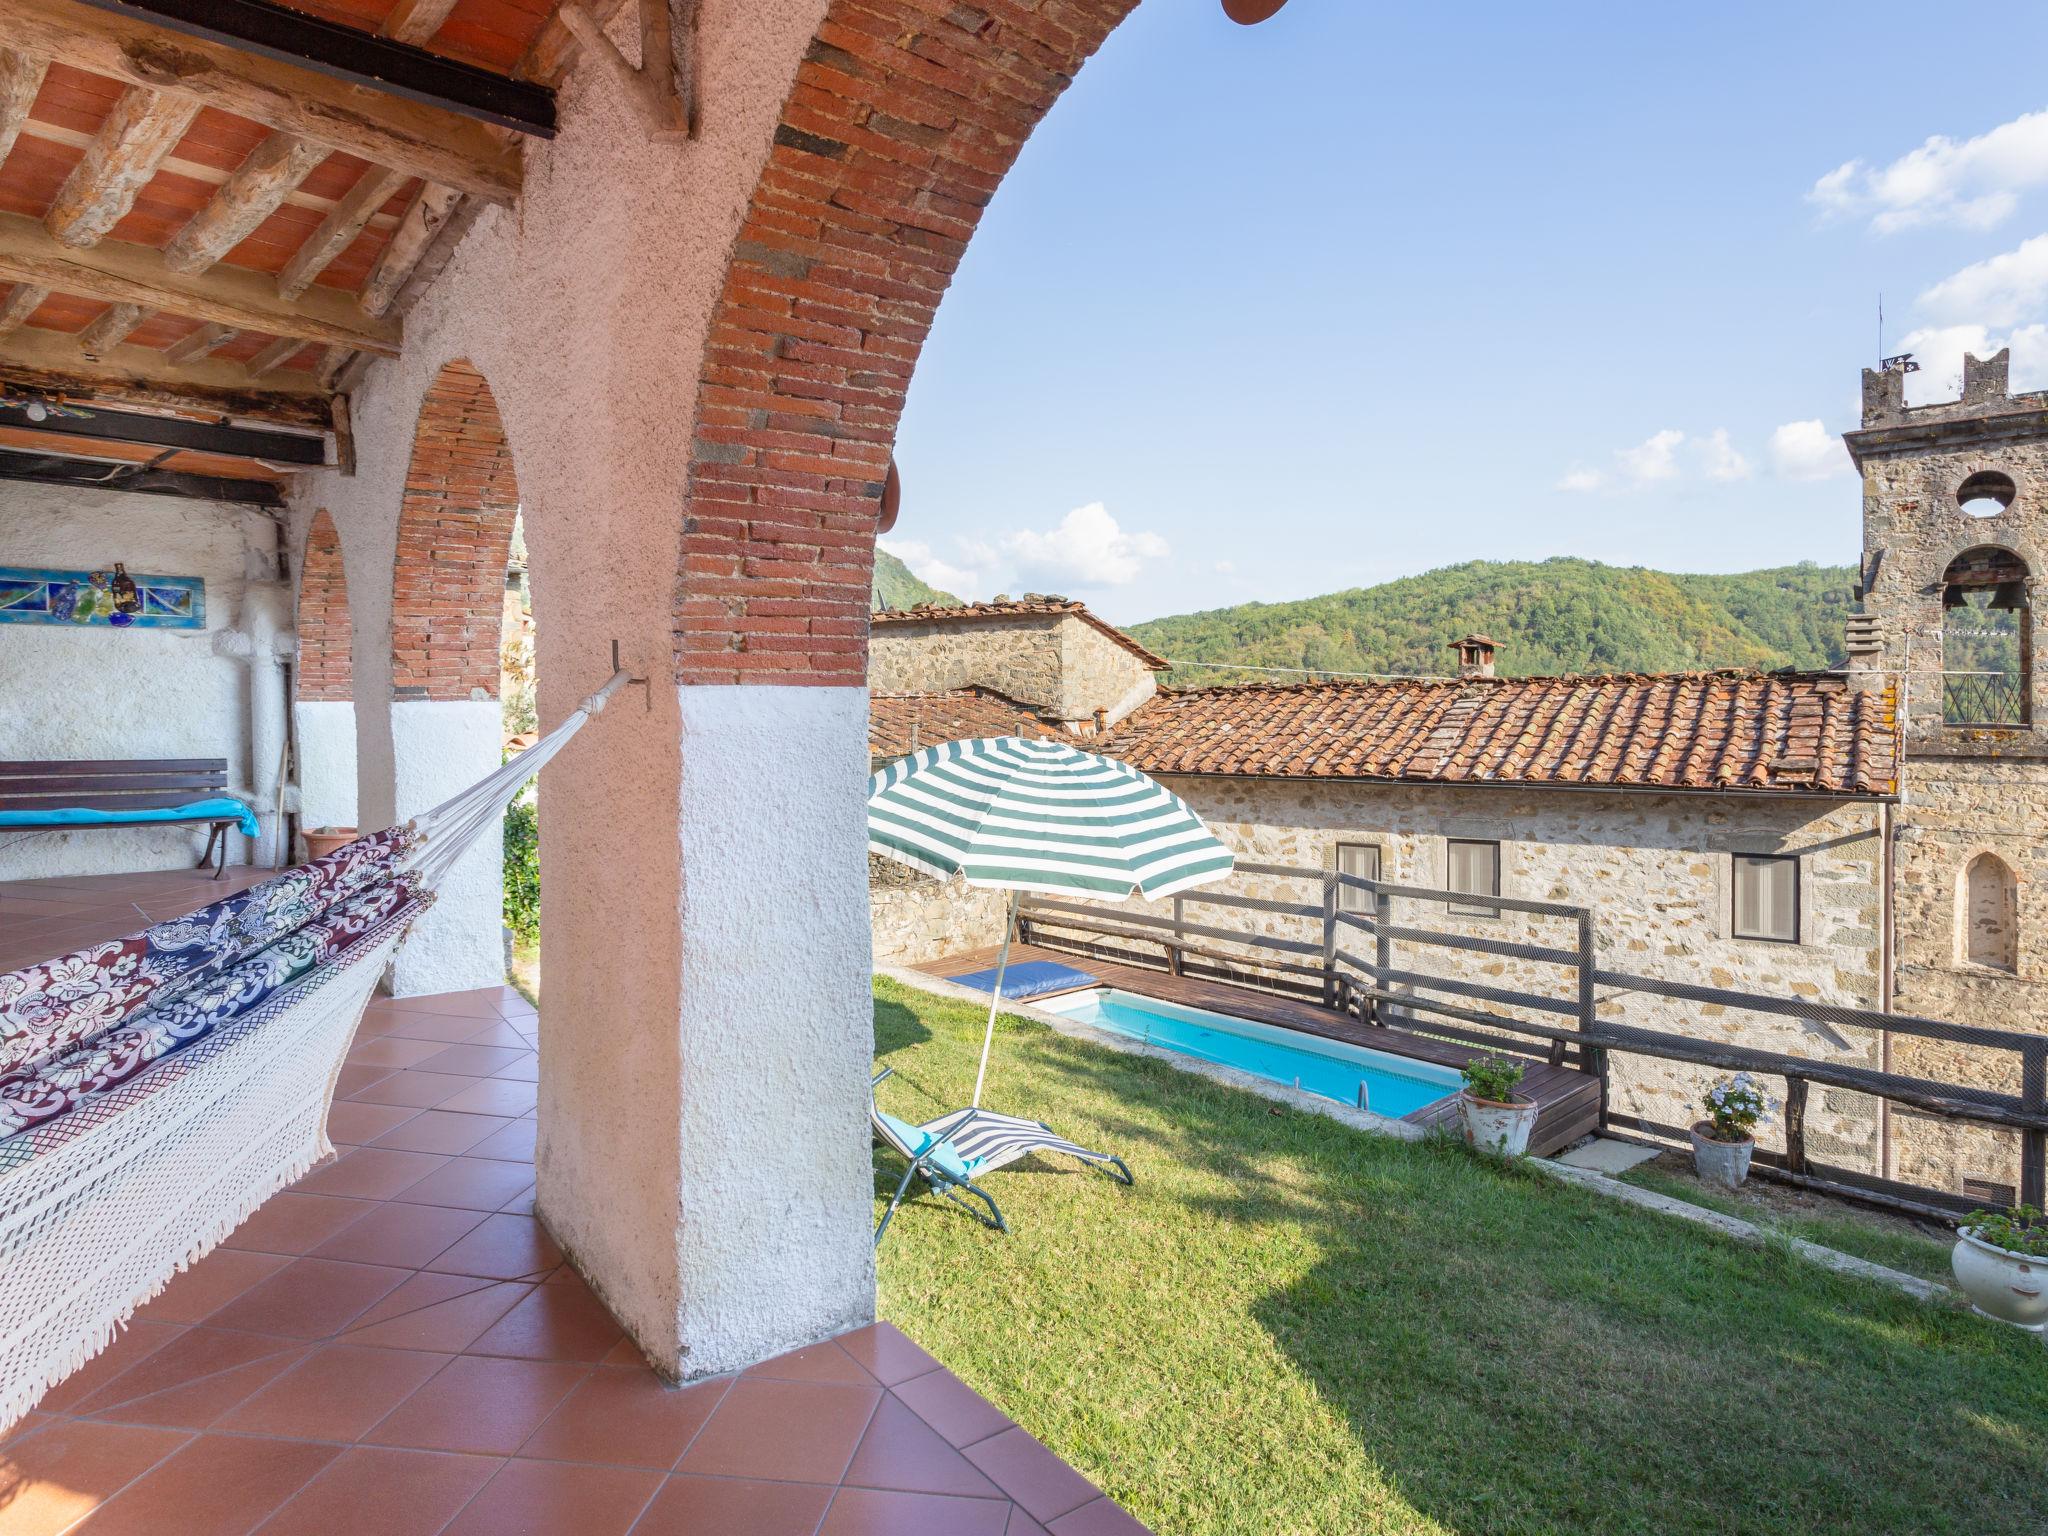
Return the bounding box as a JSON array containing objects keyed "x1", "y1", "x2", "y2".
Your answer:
[
  {"x1": 0, "y1": 797, "x2": 260, "y2": 838},
  {"x1": 945, "y1": 960, "x2": 1098, "y2": 1000}
]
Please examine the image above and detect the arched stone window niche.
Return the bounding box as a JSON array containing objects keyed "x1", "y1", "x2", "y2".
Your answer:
[
  {"x1": 1940, "y1": 545, "x2": 2032, "y2": 727},
  {"x1": 1960, "y1": 852, "x2": 2020, "y2": 972}
]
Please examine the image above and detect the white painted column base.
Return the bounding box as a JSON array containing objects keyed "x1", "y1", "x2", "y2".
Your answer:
[
  {"x1": 295, "y1": 700, "x2": 360, "y2": 835},
  {"x1": 387, "y1": 699, "x2": 506, "y2": 997}
]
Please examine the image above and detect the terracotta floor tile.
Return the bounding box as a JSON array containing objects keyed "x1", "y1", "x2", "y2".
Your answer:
[
  {"x1": 963, "y1": 1428, "x2": 1103, "y2": 1525},
  {"x1": 424, "y1": 1215, "x2": 560, "y2": 1281},
  {"x1": 465, "y1": 1119, "x2": 537, "y2": 1163},
  {"x1": 0, "y1": 1419, "x2": 191, "y2": 1536},
  {"x1": 460, "y1": 1021, "x2": 533, "y2": 1050},
  {"x1": 138, "y1": 1248, "x2": 292, "y2": 1325},
  {"x1": 390, "y1": 1156, "x2": 538, "y2": 1212},
  {"x1": 332, "y1": 1064, "x2": 396, "y2": 1100},
  {"x1": 370, "y1": 1109, "x2": 513, "y2": 1157},
  {"x1": 467, "y1": 1273, "x2": 623, "y2": 1362},
  {"x1": 71, "y1": 1327, "x2": 301, "y2": 1418},
  {"x1": 837, "y1": 1323, "x2": 944, "y2": 1389},
  {"x1": 250, "y1": 1446, "x2": 501, "y2": 1536},
  {"x1": 435, "y1": 1077, "x2": 537, "y2": 1117},
  {"x1": 226, "y1": 1193, "x2": 379, "y2": 1256},
  {"x1": 744, "y1": 1337, "x2": 876, "y2": 1386},
  {"x1": 295, "y1": 1147, "x2": 452, "y2": 1201},
  {"x1": 677, "y1": 1378, "x2": 881, "y2": 1484},
  {"x1": 215, "y1": 1345, "x2": 451, "y2": 1442},
  {"x1": 87, "y1": 1343, "x2": 311, "y2": 1430},
  {"x1": 438, "y1": 1457, "x2": 662, "y2": 1536},
  {"x1": 843, "y1": 1396, "x2": 1004, "y2": 1498},
  {"x1": 818, "y1": 1486, "x2": 1014, "y2": 1536},
  {"x1": 362, "y1": 1356, "x2": 589, "y2": 1456},
  {"x1": 342, "y1": 1276, "x2": 533, "y2": 1353},
  {"x1": 413, "y1": 1043, "x2": 530, "y2": 1077},
  {"x1": 344, "y1": 1070, "x2": 476, "y2": 1110},
  {"x1": 1047, "y1": 1497, "x2": 1151, "y2": 1536},
  {"x1": 891, "y1": 1368, "x2": 1014, "y2": 1451},
  {"x1": 489, "y1": 1054, "x2": 540, "y2": 1082},
  {"x1": 73, "y1": 1432, "x2": 338, "y2": 1536},
  {"x1": 516, "y1": 1369, "x2": 727, "y2": 1469},
  {"x1": 371, "y1": 1012, "x2": 498, "y2": 1043},
  {"x1": 497, "y1": 1183, "x2": 538, "y2": 1215},
  {"x1": 346, "y1": 1036, "x2": 454, "y2": 1070},
  {"x1": 325, "y1": 1100, "x2": 424, "y2": 1147},
  {"x1": 382, "y1": 991, "x2": 504, "y2": 1019},
  {"x1": 310, "y1": 1201, "x2": 486, "y2": 1269},
  {"x1": 204, "y1": 1257, "x2": 411, "y2": 1339},
  {"x1": 633, "y1": 1474, "x2": 834, "y2": 1536},
  {"x1": 35, "y1": 1322, "x2": 184, "y2": 1413},
  {"x1": 1006, "y1": 1512, "x2": 1054, "y2": 1536}
]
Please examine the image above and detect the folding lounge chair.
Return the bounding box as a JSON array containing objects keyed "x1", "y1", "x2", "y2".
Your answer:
[{"x1": 869, "y1": 1068, "x2": 1132, "y2": 1245}]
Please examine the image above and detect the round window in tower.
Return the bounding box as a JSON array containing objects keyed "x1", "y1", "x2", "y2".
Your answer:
[{"x1": 1956, "y1": 470, "x2": 2018, "y2": 519}]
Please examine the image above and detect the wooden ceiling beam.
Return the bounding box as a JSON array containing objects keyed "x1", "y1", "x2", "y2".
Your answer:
[
  {"x1": 359, "y1": 180, "x2": 461, "y2": 317},
  {"x1": 244, "y1": 335, "x2": 301, "y2": 377},
  {"x1": 45, "y1": 86, "x2": 201, "y2": 247},
  {"x1": 75, "y1": 299, "x2": 143, "y2": 355},
  {"x1": 1, "y1": 0, "x2": 523, "y2": 204},
  {"x1": 0, "y1": 324, "x2": 328, "y2": 424},
  {"x1": 163, "y1": 131, "x2": 327, "y2": 274},
  {"x1": 0, "y1": 47, "x2": 47, "y2": 165},
  {"x1": 161, "y1": 319, "x2": 232, "y2": 362},
  {"x1": 379, "y1": 0, "x2": 461, "y2": 46},
  {"x1": 0, "y1": 282, "x2": 49, "y2": 336},
  {"x1": 277, "y1": 165, "x2": 404, "y2": 300},
  {"x1": 0, "y1": 209, "x2": 401, "y2": 353}
]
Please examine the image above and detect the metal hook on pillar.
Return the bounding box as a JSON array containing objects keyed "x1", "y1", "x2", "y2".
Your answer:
[{"x1": 612, "y1": 639, "x2": 651, "y2": 711}]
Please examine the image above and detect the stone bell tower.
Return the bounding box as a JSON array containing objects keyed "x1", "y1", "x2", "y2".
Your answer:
[{"x1": 1844, "y1": 349, "x2": 2048, "y2": 1204}]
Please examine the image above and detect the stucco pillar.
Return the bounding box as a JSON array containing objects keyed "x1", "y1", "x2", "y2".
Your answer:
[
  {"x1": 294, "y1": 701, "x2": 358, "y2": 834},
  {"x1": 380, "y1": 699, "x2": 506, "y2": 997}
]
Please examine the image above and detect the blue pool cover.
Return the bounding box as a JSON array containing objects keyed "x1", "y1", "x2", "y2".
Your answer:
[{"x1": 946, "y1": 960, "x2": 1100, "y2": 1000}]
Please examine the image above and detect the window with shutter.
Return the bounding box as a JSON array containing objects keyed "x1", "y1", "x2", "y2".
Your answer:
[
  {"x1": 1335, "y1": 843, "x2": 1381, "y2": 914},
  {"x1": 1446, "y1": 839, "x2": 1500, "y2": 919},
  {"x1": 1732, "y1": 854, "x2": 1798, "y2": 943}
]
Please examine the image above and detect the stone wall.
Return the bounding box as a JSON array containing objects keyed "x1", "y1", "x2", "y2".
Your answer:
[
  {"x1": 1059, "y1": 776, "x2": 1889, "y2": 1173},
  {"x1": 869, "y1": 855, "x2": 1011, "y2": 967},
  {"x1": 868, "y1": 610, "x2": 1156, "y2": 726}
]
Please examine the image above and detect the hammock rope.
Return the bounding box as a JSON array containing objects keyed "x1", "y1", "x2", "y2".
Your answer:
[{"x1": 0, "y1": 669, "x2": 631, "y2": 1431}]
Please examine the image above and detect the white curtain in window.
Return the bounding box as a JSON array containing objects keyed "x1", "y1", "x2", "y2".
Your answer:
[
  {"x1": 1336, "y1": 843, "x2": 1380, "y2": 913},
  {"x1": 1447, "y1": 840, "x2": 1499, "y2": 915},
  {"x1": 1734, "y1": 855, "x2": 1796, "y2": 941}
]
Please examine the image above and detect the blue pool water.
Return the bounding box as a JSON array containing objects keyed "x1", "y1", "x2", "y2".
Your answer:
[{"x1": 1040, "y1": 988, "x2": 1460, "y2": 1118}]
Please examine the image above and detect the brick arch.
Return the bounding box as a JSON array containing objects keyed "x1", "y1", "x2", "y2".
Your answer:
[
  {"x1": 392, "y1": 359, "x2": 521, "y2": 701},
  {"x1": 673, "y1": 0, "x2": 1138, "y2": 684},
  {"x1": 298, "y1": 508, "x2": 353, "y2": 703}
]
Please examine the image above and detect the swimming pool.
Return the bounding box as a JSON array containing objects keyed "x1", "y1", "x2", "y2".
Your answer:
[{"x1": 1038, "y1": 988, "x2": 1461, "y2": 1119}]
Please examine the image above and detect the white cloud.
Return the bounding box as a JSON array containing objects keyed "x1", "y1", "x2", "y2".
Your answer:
[
  {"x1": 1891, "y1": 320, "x2": 2048, "y2": 405},
  {"x1": 1555, "y1": 466, "x2": 1606, "y2": 494},
  {"x1": 1918, "y1": 233, "x2": 2048, "y2": 326},
  {"x1": 1768, "y1": 420, "x2": 1849, "y2": 482},
  {"x1": 1615, "y1": 428, "x2": 1685, "y2": 485},
  {"x1": 877, "y1": 537, "x2": 982, "y2": 598},
  {"x1": 997, "y1": 502, "x2": 1168, "y2": 588},
  {"x1": 1811, "y1": 108, "x2": 2048, "y2": 233},
  {"x1": 1697, "y1": 428, "x2": 1751, "y2": 482}
]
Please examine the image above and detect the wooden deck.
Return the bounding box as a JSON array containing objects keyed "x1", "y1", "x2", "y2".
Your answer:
[{"x1": 914, "y1": 941, "x2": 1603, "y2": 1158}]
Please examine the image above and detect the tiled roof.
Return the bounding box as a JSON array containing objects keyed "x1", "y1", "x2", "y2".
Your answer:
[
  {"x1": 1101, "y1": 671, "x2": 1899, "y2": 797},
  {"x1": 869, "y1": 688, "x2": 1066, "y2": 760},
  {"x1": 870, "y1": 597, "x2": 1170, "y2": 670}
]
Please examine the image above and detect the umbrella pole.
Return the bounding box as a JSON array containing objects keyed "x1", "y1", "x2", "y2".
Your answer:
[{"x1": 971, "y1": 891, "x2": 1021, "y2": 1109}]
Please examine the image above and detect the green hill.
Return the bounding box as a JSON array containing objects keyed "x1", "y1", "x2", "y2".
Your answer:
[
  {"x1": 1126, "y1": 558, "x2": 1857, "y2": 686},
  {"x1": 872, "y1": 548, "x2": 959, "y2": 611}
]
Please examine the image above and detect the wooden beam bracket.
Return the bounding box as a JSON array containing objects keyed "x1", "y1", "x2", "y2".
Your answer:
[{"x1": 558, "y1": 0, "x2": 694, "y2": 142}]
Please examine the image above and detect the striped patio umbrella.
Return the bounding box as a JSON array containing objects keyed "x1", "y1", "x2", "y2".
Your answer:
[{"x1": 868, "y1": 737, "x2": 1235, "y2": 1105}]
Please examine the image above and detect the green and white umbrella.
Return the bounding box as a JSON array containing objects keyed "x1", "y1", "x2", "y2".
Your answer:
[{"x1": 868, "y1": 736, "x2": 1235, "y2": 1105}]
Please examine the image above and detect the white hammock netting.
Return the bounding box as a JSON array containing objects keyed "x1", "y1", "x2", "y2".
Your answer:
[{"x1": 0, "y1": 670, "x2": 628, "y2": 1431}]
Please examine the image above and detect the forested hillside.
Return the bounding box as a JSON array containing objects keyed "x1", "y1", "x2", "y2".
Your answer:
[
  {"x1": 1126, "y1": 559, "x2": 1856, "y2": 685},
  {"x1": 872, "y1": 548, "x2": 960, "y2": 611}
]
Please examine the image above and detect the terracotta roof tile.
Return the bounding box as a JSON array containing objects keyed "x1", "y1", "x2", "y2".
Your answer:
[
  {"x1": 868, "y1": 687, "x2": 1065, "y2": 760},
  {"x1": 1100, "y1": 671, "x2": 1899, "y2": 798},
  {"x1": 870, "y1": 597, "x2": 1169, "y2": 670}
]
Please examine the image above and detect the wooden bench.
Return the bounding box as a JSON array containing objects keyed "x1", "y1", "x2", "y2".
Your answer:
[{"x1": 0, "y1": 759, "x2": 245, "y2": 878}]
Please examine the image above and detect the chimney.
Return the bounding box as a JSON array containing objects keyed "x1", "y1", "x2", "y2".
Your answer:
[{"x1": 1452, "y1": 634, "x2": 1497, "y2": 680}]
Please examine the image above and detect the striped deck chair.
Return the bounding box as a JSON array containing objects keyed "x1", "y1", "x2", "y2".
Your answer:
[{"x1": 869, "y1": 1068, "x2": 1132, "y2": 1245}]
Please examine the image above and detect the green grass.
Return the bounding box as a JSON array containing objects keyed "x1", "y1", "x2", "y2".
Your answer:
[
  {"x1": 1617, "y1": 1163, "x2": 1958, "y2": 1285},
  {"x1": 872, "y1": 978, "x2": 2048, "y2": 1536}
]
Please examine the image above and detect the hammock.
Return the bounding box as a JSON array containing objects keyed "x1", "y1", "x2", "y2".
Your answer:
[{"x1": 0, "y1": 670, "x2": 631, "y2": 1432}]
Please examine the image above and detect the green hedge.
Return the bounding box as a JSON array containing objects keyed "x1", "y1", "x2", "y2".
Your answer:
[{"x1": 504, "y1": 797, "x2": 540, "y2": 944}]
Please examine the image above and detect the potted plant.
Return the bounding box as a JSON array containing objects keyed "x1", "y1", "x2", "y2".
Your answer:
[
  {"x1": 1692, "y1": 1073, "x2": 1772, "y2": 1189},
  {"x1": 1952, "y1": 1205, "x2": 2048, "y2": 1331},
  {"x1": 302, "y1": 825, "x2": 357, "y2": 861},
  {"x1": 1459, "y1": 1054, "x2": 1537, "y2": 1156}
]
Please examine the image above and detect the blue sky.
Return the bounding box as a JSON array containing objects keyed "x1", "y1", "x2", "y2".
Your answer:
[{"x1": 882, "y1": 2, "x2": 2048, "y2": 624}]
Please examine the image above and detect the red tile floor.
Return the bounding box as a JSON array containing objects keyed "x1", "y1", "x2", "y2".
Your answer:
[{"x1": 0, "y1": 870, "x2": 1147, "y2": 1535}]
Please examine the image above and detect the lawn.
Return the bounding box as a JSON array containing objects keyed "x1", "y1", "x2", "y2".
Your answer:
[{"x1": 871, "y1": 977, "x2": 2048, "y2": 1536}]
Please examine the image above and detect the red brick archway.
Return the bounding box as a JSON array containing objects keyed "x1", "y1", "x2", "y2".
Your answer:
[
  {"x1": 392, "y1": 360, "x2": 521, "y2": 701},
  {"x1": 673, "y1": 0, "x2": 1137, "y2": 685},
  {"x1": 297, "y1": 508, "x2": 353, "y2": 703}
]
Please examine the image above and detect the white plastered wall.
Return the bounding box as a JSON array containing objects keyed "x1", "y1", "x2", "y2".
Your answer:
[
  {"x1": 294, "y1": 700, "x2": 357, "y2": 833},
  {"x1": 286, "y1": 0, "x2": 873, "y2": 1375},
  {"x1": 0, "y1": 486, "x2": 277, "y2": 879}
]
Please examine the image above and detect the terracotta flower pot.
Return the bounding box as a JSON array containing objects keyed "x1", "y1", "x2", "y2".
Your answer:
[
  {"x1": 1690, "y1": 1121, "x2": 1754, "y2": 1189},
  {"x1": 1460, "y1": 1090, "x2": 1538, "y2": 1156},
  {"x1": 302, "y1": 827, "x2": 358, "y2": 861}
]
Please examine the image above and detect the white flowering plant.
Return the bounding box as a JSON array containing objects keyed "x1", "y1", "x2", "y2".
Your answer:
[{"x1": 1701, "y1": 1073, "x2": 1773, "y2": 1143}]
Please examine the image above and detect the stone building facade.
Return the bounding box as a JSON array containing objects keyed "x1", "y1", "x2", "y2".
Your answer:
[{"x1": 1846, "y1": 349, "x2": 2048, "y2": 1203}]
